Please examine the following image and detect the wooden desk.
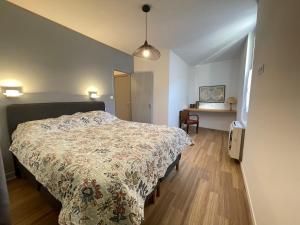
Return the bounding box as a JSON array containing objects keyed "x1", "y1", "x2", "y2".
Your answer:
[{"x1": 185, "y1": 108, "x2": 237, "y2": 113}]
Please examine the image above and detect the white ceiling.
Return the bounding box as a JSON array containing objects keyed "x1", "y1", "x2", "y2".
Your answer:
[{"x1": 8, "y1": 0, "x2": 257, "y2": 66}]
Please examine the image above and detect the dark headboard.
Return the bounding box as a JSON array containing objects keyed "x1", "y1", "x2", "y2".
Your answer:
[{"x1": 6, "y1": 101, "x2": 105, "y2": 138}]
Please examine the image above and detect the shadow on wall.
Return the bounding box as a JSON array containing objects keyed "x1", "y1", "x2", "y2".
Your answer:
[{"x1": 0, "y1": 93, "x2": 114, "y2": 180}]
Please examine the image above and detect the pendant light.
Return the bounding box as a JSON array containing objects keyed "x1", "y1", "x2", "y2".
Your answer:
[{"x1": 133, "y1": 4, "x2": 160, "y2": 60}]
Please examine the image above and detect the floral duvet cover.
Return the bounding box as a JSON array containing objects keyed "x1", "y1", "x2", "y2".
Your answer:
[{"x1": 10, "y1": 111, "x2": 192, "y2": 225}]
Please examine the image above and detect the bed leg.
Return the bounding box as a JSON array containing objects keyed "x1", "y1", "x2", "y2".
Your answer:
[
  {"x1": 176, "y1": 161, "x2": 180, "y2": 171},
  {"x1": 36, "y1": 182, "x2": 42, "y2": 191},
  {"x1": 13, "y1": 156, "x2": 21, "y2": 178},
  {"x1": 156, "y1": 181, "x2": 161, "y2": 197}
]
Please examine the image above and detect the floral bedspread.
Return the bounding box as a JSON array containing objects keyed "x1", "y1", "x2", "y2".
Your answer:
[{"x1": 10, "y1": 111, "x2": 192, "y2": 225}]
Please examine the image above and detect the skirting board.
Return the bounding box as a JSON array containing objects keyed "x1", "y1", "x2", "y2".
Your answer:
[{"x1": 240, "y1": 162, "x2": 257, "y2": 225}]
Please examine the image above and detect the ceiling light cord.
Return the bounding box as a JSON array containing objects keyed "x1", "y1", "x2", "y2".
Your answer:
[{"x1": 145, "y1": 12, "x2": 148, "y2": 42}]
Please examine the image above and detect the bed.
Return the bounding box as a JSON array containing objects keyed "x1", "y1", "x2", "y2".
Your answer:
[{"x1": 7, "y1": 101, "x2": 192, "y2": 225}]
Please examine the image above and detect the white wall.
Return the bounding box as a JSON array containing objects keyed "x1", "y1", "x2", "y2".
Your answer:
[
  {"x1": 242, "y1": 0, "x2": 300, "y2": 225},
  {"x1": 134, "y1": 53, "x2": 243, "y2": 131},
  {"x1": 134, "y1": 50, "x2": 190, "y2": 127},
  {"x1": 168, "y1": 51, "x2": 189, "y2": 127},
  {"x1": 188, "y1": 59, "x2": 240, "y2": 130},
  {"x1": 134, "y1": 49, "x2": 170, "y2": 125}
]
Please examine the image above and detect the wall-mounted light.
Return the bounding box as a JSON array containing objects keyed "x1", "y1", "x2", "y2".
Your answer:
[
  {"x1": 88, "y1": 91, "x2": 99, "y2": 100},
  {"x1": 1, "y1": 86, "x2": 23, "y2": 98}
]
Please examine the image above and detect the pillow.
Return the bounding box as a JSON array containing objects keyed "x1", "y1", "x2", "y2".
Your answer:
[
  {"x1": 51, "y1": 111, "x2": 118, "y2": 131},
  {"x1": 12, "y1": 111, "x2": 118, "y2": 139},
  {"x1": 76, "y1": 111, "x2": 118, "y2": 126}
]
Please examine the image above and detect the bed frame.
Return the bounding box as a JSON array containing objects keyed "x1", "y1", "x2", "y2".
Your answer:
[{"x1": 6, "y1": 101, "x2": 181, "y2": 209}]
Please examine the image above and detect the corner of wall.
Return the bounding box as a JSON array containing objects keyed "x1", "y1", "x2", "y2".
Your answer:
[
  {"x1": 133, "y1": 49, "x2": 171, "y2": 125},
  {"x1": 240, "y1": 162, "x2": 257, "y2": 225},
  {"x1": 167, "y1": 51, "x2": 191, "y2": 127},
  {"x1": 5, "y1": 170, "x2": 16, "y2": 181}
]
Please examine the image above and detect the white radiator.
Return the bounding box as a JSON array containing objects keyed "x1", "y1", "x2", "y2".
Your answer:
[{"x1": 228, "y1": 121, "x2": 245, "y2": 160}]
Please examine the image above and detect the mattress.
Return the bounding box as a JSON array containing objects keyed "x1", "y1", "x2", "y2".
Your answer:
[{"x1": 10, "y1": 111, "x2": 192, "y2": 225}]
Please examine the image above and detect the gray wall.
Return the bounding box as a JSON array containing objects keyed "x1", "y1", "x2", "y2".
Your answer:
[{"x1": 0, "y1": 2, "x2": 133, "y2": 178}]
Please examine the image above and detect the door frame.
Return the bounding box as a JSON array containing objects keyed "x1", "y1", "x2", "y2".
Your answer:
[{"x1": 113, "y1": 70, "x2": 132, "y2": 120}]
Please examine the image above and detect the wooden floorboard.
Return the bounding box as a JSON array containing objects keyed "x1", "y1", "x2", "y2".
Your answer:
[{"x1": 7, "y1": 128, "x2": 252, "y2": 225}]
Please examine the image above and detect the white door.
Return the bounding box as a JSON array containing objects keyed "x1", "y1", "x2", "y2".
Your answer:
[{"x1": 131, "y1": 72, "x2": 153, "y2": 123}]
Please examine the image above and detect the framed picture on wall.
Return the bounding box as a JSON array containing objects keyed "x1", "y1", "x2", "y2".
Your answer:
[{"x1": 199, "y1": 85, "x2": 225, "y2": 103}]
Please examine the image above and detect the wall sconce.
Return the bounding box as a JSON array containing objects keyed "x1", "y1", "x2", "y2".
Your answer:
[
  {"x1": 1, "y1": 86, "x2": 23, "y2": 98},
  {"x1": 88, "y1": 91, "x2": 99, "y2": 100}
]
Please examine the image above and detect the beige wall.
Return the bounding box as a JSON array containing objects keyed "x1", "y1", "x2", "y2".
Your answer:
[
  {"x1": 242, "y1": 0, "x2": 300, "y2": 224},
  {"x1": 134, "y1": 50, "x2": 170, "y2": 125}
]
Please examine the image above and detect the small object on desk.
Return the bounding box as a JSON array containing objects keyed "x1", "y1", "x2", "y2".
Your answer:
[
  {"x1": 227, "y1": 97, "x2": 237, "y2": 111},
  {"x1": 179, "y1": 110, "x2": 199, "y2": 134},
  {"x1": 190, "y1": 103, "x2": 196, "y2": 108}
]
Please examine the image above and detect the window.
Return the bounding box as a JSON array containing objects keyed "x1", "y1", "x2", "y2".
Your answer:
[
  {"x1": 241, "y1": 33, "x2": 255, "y2": 126},
  {"x1": 242, "y1": 68, "x2": 252, "y2": 124},
  {"x1": 245, "y1": 69, "x2": 252, "y2": 113}
]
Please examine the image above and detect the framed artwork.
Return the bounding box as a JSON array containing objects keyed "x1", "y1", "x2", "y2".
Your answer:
[{"x1": 199, "y1": 85, "x2": 225, "y2": 103}]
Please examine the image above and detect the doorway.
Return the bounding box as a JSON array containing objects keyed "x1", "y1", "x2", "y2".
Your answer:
[{"x1": 113, "y1": 71, "x2": 132, "y2": 121}]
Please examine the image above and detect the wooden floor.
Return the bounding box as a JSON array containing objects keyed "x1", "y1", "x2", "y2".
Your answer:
[{"x1": 7, "y1": 128, "x2": 252, "y2": 225}]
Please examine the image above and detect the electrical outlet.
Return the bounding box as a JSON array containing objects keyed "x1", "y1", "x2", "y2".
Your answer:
[{"x1": 258, "y1": 64, "x2": 265, "y2": 75}]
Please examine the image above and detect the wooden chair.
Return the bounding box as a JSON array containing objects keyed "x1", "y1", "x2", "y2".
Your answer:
[{"x1": 179, "y1": 110, "x2": 199, "y2": 133}]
